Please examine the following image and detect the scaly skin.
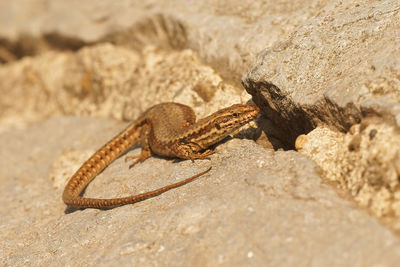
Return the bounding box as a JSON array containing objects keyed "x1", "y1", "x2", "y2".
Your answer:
[{"x1": 62, "y1": 102, "x2": 260, "y2": 209}]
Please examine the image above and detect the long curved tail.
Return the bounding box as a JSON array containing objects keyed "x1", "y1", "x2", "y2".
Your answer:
[
  {"x1": 62, "y1": 119, "x2": 144, "y2": 208},
  {"x1": 63, "y1": 167, "x2": 211, "y2": 209}
]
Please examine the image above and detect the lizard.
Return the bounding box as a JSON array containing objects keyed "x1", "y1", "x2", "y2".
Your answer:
[{"x1": 62, "y1": 102, "x2": 260, "y2": 209}]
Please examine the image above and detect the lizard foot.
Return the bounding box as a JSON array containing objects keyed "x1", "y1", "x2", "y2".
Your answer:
[
  {"x1": 125, "y1": 150, "x2": 152, "y2": 168},
  {"x1": 124, "y1": 155, "x2": 141, "y2": 168},
  {"x1": 188, "y1": 149, "x2": 215, "y2": 162}
]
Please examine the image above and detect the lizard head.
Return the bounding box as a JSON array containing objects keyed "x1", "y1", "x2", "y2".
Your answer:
[{"x1": 187, "y1": 104, "x2": 260, "y2": 149}]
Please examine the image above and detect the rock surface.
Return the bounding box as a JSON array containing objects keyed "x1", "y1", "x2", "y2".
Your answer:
[
  {"x1": 243, "y1": 0, "x2": 400, "y2": 143},
  {"x1": 0, "y1": 0, "x2": 329, "y2": 83},
  {"x1": 242, "y1": 0, "x2": 400, "y2": 234},
  {"x1": 1, "y1": 0, "x2": 400, "y2": 266},
  {"x1": 297, "y1": 118, "x2": 400, "y2": 231},
  {"x1": 1, "y1": 117, "x2": 400, "y2": 266},
  {"x1": 0, "y1": 43, "x2": 248, "y2": 132}
]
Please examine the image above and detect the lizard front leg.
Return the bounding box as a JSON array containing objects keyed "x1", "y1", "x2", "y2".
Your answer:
[
  {"x1": 125, "y1": 124, "x2": 152, "y2": 168},
  {"x1": 170, "y1": 141, "x2": 215, "y2": 161}
]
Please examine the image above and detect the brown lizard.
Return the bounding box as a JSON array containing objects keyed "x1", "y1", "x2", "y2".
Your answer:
[{"x1": 62, "y1": 102, "x2": 259, "y2": 209}]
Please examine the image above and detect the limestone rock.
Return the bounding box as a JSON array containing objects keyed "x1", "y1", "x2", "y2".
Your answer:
[
  {"x1": 243, "y1": 0, "x2": 400, "y2": 145},
  {"x1": 0, "y1": 43, "x2": 247, "y2": 132},
  {"x1": 297, "y1": 118, "x2": 400, "y2": 230},
  {"x1": 1, "y1": 117, "x2": 400, "y2": 265},
  {"x1": 1, "y1": 0, "x2": 400, "y2": 265}
]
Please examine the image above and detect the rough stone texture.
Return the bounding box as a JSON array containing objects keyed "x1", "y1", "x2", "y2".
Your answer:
[
  {"x1": 1, "y1": 0, "x2": 400, "y2": 265},
  {"x1": 243, "y1": 0, "x2": 400, "y2": 145},
  {"x1": 2, "y1": 117, "x2": 400, "y2": 266},
  {"x1": 0, "y1": 0, "x2": 331, "y2": 84},
  {"x1": 296, "y1": 118, "x2": 400, "y2": 231},
  {"x1": 0, "y1": 43, "x2": 248, "y2": 132},
  {"x1": 241, "y1": 0, "x2": 400, "y2": 233}
]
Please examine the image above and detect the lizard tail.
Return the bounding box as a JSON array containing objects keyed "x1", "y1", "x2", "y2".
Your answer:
[
  {"x1": 62, "y1": 119, "x2": 145, "y2": 207},
  {"x1": 63, "y1": 167, "x2": 211, "y2": 209}
]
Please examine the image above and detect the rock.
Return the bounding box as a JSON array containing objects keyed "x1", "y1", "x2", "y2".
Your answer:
[
  {"x1": 242, "y1": 0, "x2": 400, "y2": 233},
  {"x1": 0, "y1": 0, "x2": 332, "y2": 85},
  {"x1": 297, "y1": 118, "x2": 400, "y2": 230},
  {"x1": 0, "y1": 43, "x2": 247, "y2": 132},
  {"x1": 1, "y1": 0, "x2": 400, "y2": 265},
  {"x1": 243, "y1": 0, "x2": 400, "y2": 145},
  {"x1": 1, "y1": 116, "x2": 400, "y2": 265}
]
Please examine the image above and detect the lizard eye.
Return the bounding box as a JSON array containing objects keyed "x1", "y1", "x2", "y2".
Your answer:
[
  {"x1": 215, "y1": 123, "x2": 221, "y2": 130},
  {"x1": 232, "y1": 113, "x2": 239, "y2": 117}
]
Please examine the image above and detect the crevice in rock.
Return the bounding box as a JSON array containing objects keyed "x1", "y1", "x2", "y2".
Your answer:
[
  {"x1": 0, "y1": 13, "x2": 246, "y2": 89},
  {"x1": 0, "y1": 35, "x2": 41, "y2": 63},
  {"x1": 102, "y1": 13, "x2": 188, "y2": 51},
  {"x1": 0, "y1": 14, "x2": 186, "y2": 64},
  {"x1": 43, "y1": 33, "x2": 89, "y2": 51},
  {"x1": 243, "y1": 80, "x2": 363, "y2": 149},
  {"x1": 243, "y1": 77, "x2": 400, "y2": 235},
  {"x1": 0, "y1": 34, "x2": 89, "y2": 63}
]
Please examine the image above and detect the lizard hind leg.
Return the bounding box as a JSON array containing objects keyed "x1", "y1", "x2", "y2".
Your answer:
[{"x1": 125, "y1": 124, "x2": 153, "y2": 168}]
